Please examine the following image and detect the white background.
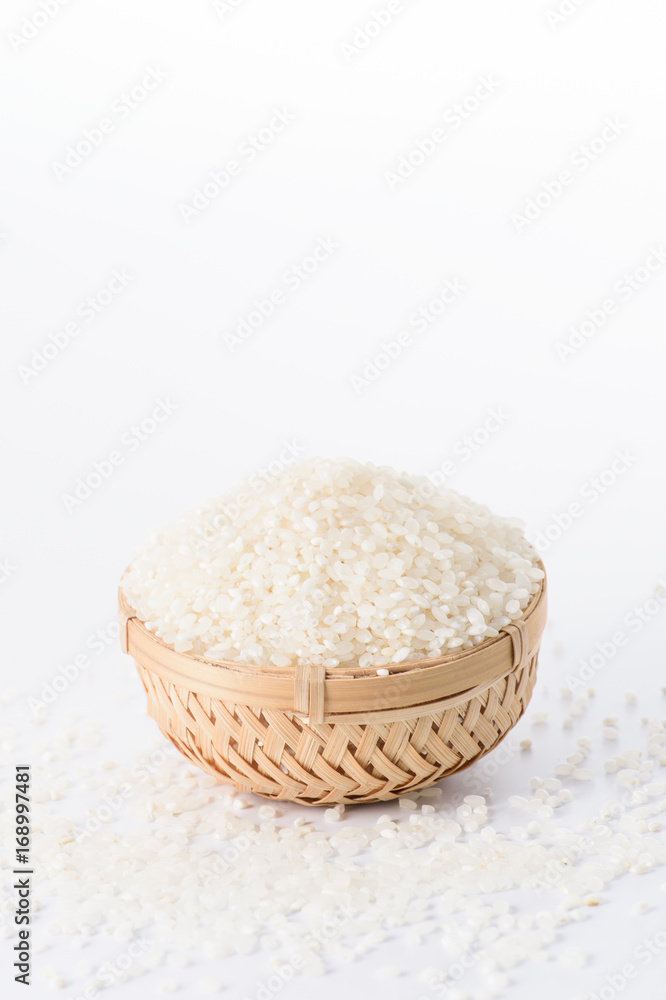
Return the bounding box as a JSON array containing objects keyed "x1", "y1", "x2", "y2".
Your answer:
[{"x1": 2, "y1": 1, "x2": 666, "y2": 998}]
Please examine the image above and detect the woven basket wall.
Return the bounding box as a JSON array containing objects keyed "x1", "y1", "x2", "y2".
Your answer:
[{"x1": 118, "y1": 574, "x2": 547, "y2": 805}]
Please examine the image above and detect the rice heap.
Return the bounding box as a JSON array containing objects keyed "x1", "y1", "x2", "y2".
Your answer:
[{"x1": 121, "y1": 457, "x2": 543, "y2": 667}]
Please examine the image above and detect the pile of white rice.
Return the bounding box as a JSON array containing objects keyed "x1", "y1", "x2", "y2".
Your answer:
[{"x1": 121, "y1": 457, "x2": 543, "y2": 667}]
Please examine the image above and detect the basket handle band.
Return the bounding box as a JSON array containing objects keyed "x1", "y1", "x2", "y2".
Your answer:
[
  {"x1": 119, "y1": 607, "x2": 136, "y2": 655},
  {"x1": 294, "y1": 662, "x2": 326, "y2": 724},
  {"x1": 500, "y1": 620, "x2": 530, "y2": 673}
]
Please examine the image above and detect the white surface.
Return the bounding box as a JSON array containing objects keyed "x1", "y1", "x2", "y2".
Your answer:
[{"x1": 2, "y1": 1, "x2": 666, "y2": 998}]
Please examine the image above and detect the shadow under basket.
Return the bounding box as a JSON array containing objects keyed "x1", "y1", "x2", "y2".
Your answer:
[{"x1": 118, "y1": 572, "x2": 547, "y2": 805}]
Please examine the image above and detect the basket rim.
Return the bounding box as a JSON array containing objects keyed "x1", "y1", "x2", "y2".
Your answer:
[
  {"x1": 119, "y1": 566, "x2": 547, "y2": 723},
  {"x1": 118, "y1": 563, "x2": 546, "y2": 681}
]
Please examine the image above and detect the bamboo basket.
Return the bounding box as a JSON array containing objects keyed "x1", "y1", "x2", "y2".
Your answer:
[{"x1": 118, "y1": 571, "x2": 547, "y2": 805}]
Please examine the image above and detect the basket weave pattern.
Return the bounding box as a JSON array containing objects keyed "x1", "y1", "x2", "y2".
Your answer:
[
  {"x1": 136, "y1": 651, "x2": 538, "y2": 804},
  {"x1": 120, "y1": 575, "x2": 546, "y2": 805}
]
